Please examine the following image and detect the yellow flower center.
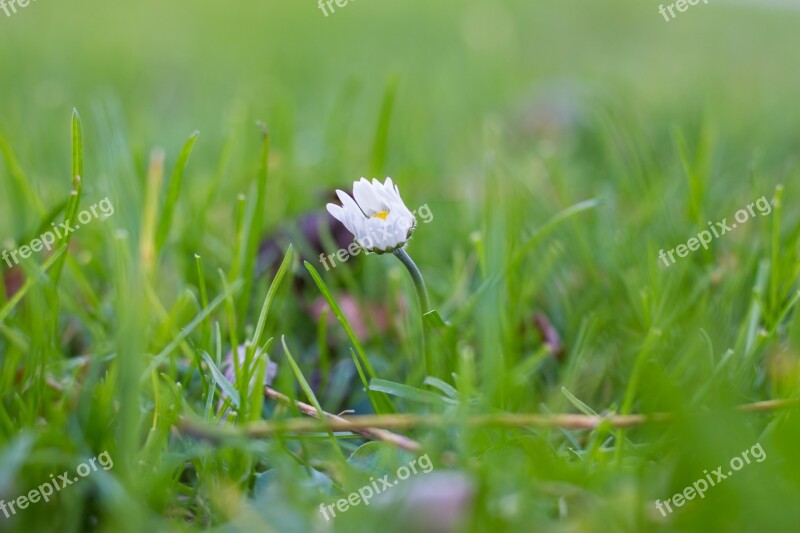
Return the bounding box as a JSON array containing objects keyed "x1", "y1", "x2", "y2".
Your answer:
[{"x1": 371, "y1": 211, "x2": 389, "y2": 220}]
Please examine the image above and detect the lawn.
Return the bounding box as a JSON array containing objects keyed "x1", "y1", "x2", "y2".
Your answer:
[{"x1": 1, "y1": 1, "x2": 799, "y2": 532}]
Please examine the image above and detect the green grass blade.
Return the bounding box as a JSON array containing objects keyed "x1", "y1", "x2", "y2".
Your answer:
[
  {"x1": 238, "y1": 125, "x2": 270, "y2": 319},
  {"x1": 50, "y1": 109, "x2": 84, "y2": 284},
  {"x1": 0, "y1": 132, "x2": 46, "y2": 219},
  {"x1": 200, "y1": 349, "x2": 240, "y2": 409},
  {"x1": 424, "y1": 376, "x2": 459, "y2": 399},
  {"x1": 282, "y1": 336, "x2": 346, "y2": 461},
  {"x1": 369, "y1": 378, "x2": 452, "y2": 405},
  {"x1": 155, "y1": 130, "x2": 199, "y2": 254},
  {"x1": 143, "y1": 279, "x2": 243, "y2": 378},
  {"x1": 249, "y1": 245, "x2": 293, "y2": 354},
  {"x1": 0, "y1": 247, "x2": 65, "y2": 324},
  {"x1": 370, "y1": 75, "x2": 398, "y2": 174},
  {"x1": 453, "y1": 198, "x2": 600, "y2": 326},
  {"x1": 304, "y1": 261, "x2": 377, "y2": 378},
  {"x1": 350, "y1": 348, "x2": 383, "y2": 414},
  {"x1": 240, "y1": 244, "x2": 292, "y2": 420}
]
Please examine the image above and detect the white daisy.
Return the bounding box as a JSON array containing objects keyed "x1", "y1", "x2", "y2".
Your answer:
[{"x1": 326, "y1": 177, "x2": 417, "y2": 253}]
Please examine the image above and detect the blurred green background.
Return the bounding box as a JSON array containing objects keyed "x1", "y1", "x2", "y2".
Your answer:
[{"x1": 1, "y1": 1, "x2": 800, "y2": 532}]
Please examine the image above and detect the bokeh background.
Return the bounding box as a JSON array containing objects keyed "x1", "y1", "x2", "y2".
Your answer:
[{"x1": 1, "y1": 1, "x2": 800, "y2": 532}]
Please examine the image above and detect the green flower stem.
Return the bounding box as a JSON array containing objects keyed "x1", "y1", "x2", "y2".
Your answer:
[
  {"x1": 393, "y1": 247, "x2": 431, "y2": 313},
  {"x1": 393, "y1": 247, "x2": 433, "y2": 377}
]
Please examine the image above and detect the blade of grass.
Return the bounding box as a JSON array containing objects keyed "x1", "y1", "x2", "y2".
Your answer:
[
  {"x1": 370, "y1": 75, "x2": 398, "y2": 174},
  {"x1": 370, "y1": 378, "x2": 453, "y2": 405},
  {"x1": 218, "y1": 269, "x2": 241, "y2": 383},
  {"x1": 155, "y1": 131, "x2": 199, "y2": 254},
  {"x1": 318, "y1": 307, "x2": 330, "y2": 393},
  {"x1": 424, "y1": 376, "x2": 459, "y2": 399},
  {"x1": 239, "y1": 124, "x2": 270, "y2": 319},
  {"x1": 0, "y1": 247, "x2": 65, "y2": 324},
  {"x1": 561, "y1": 386, "x2": 600, "y2": 417},
  {"x1": 139, "y1": 149, "x2": 165, "y2": 279},
  {"x1": 200, "y1": 349, "x2": 240, "y2": 409},
  {"x1": 241, "y1": 245, "x2": 293, "y2": 420},
  {"x1": 51, "y1": 109, "x2": 84, "y2": 284},
  {"x1": 350, "y1": 348, "x2": 383, "y2": 414},
  {"x1": 195, "y1": 254, "x2": 211, "y2": 347},
  {"x1": 0, "y1": 131, "x2": 46, "y2": 218},
  {"x1": 304, "y1": 261, "x2": 376, "y2": 378},
  {"x1": 142, "y1": 279, "x2": 243, "y2": 378},
  {"x1": 453, "y1": 198, "x2": 600, "y2": 326},
  {"x1": 769, "y1": 184, "x2": 784, "y2": 320},
  {"x1": 282, "y1": 336, "x2": 346, "y2": 461},
  {"x1": 249, "y1": 245, "x2": 293, "y2": 355}
]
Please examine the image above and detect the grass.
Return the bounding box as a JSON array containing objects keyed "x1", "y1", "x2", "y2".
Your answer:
[{"x1": 1, "y1": 0, "x2": 800, "y2": 532}]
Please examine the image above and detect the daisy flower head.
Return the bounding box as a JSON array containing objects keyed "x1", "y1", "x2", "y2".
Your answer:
[{"x1": 326, "y1": 177, "x2": 417, "y2": 253}]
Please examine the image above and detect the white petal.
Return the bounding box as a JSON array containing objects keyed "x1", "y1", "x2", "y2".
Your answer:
[
  {"x1": 387, "y1": 179, "x2": 413, "y2": 214},
  {"x1": 336, "y1": 189, "x2": 365, "y2": 218},
  {"x1": 382, "y1": 177, "x2": 399, "y2": 199},
  {"x1": 375, "y1": 181, "x2": 404, "y2": 213},
  {"x1": 385, "y1": 180, "x2": 403, "y2": 205},
  {"x1": 373, "y1": 180, "x2": 395, "y2": 203},
  {"x1": 348, "y1": 212, "x2": 368, "y2": 242},
  {"x1": 388, "y1": 192, "x2": 414, "y2": 221},
  {"x1": 391, "y1": 182, "x2": 409, "y2": 207},
  {"x1": 327, "y1": 203, "x2": 359, "y2": 237},
  {"x1": 388, "y1": 209, "x2": 415, "y2": 238},
  {"x1": 335, "y1": 189, "x2": 354, "y2": 209},
  {"x1": 326, "y1": 203, "x2": 346, "y2": 225},
  {"x1": 363, "y1": 215, "x2": 409, "y2": 251},
  {"x1": 329, "y1": 190, "x2": 368, "y2": 238},
  {"x1": 353, "y1": 178, "x2": 385, "y2": 216},
  {"x1": 362, "y1": 219, "x2": 390, "y2": 250}
]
